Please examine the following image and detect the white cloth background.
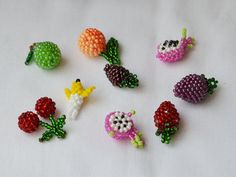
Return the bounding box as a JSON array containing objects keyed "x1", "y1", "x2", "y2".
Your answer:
[{"x1": 0, "y1": 0, "x2": 236, "y2": 177}]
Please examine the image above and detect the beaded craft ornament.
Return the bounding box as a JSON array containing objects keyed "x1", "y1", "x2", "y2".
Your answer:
[
  {"x1": 78, "y1": 28, "x2": 139, "y2": 88},
  {"x1": 173, "y1": 74, "x2": 218, "y2": 103},
  {"x1": 154, "y1": 101, "x2": 180, "y2": 144},
  {"x1": 156, "y1": 28, "x2": 195, "y2": 62},
  {"x1": 105, "y1": 110, "x2": 144, "y2": 148},
  {"x1": 64, "y1": 79, "x2": 95, "y2": 120},
  {"x1": 25, "y1": 41, "x2": 61, "y2": 70},
  {"x1": 18, "y1": 97, "x2": 66, "y2": 142}
]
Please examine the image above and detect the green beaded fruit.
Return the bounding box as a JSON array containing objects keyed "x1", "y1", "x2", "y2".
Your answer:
[{"x1": 25, "y1": 41, "x2": 61, "y2": 70}]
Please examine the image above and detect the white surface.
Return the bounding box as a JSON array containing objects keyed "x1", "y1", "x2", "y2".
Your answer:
[{"x1": 0, "y1": 0, "x2": 236, "y2": 177}]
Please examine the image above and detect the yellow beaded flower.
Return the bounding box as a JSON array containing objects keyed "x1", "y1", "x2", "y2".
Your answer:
[
  {"x1": 64, "y1": 79, "x2": 95, "y2": 120},
  {"x1": 64, "y1": 79, "x2": 95, "y2": 100}
]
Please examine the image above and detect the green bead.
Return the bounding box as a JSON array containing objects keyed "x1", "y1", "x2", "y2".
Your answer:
[
  {"x1": 39, "y1": 115, "x2": 66, "y2": 142},
  {"x1": 25, "y1": 41, "x2": 61, "y2": 70}
]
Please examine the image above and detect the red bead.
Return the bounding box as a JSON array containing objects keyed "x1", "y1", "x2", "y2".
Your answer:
[
  {"x1": 35, "y1": 97, "x2": 56, "y2": 118},
  {"x1": 154, "y1": 101, "x2": 180, "y2": 132},
  {"x1": 18, "y1": 111, "x2": 39, "y2": 133}
]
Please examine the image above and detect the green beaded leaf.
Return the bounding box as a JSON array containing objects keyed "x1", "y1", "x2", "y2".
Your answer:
[
  {"x1": 100, "y1": 37, "x2": 121, "y2": 65},
  {"x1": 207, "y1": 77, "x2": 218, "y2": 94},
  {"x1": 39, "y1": 115, "x2": 66, "y2": 142},
  {"x1": 156, "y1": 126, "x2": 178, "y2": 144},
  {"x1": 120, "y1": 72, "x2": 139, "y2": 88}
]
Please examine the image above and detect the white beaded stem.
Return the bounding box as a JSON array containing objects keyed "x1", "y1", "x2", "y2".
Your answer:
[{"x1": 66, "y1": 94, "x2": 84, "y2": 120}]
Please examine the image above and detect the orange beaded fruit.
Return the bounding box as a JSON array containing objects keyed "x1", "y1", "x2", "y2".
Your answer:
[{"x1": 78, "y1": 28, "x2": 106, "y2": 57}]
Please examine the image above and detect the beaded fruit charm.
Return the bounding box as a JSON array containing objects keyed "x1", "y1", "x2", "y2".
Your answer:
[
  {"x1": 35, "y1": 97, "x2": 56, "y2": 118},
  {"x1": 105, "y1": 110, "x2": 144, "y2": 148},
  {"x1": 18, "y1": 97, "x2": 67, "y2": 142},
  {"x1": 18, "y1": 111, "x2": 40, "y2": 133},
  {"x1": 25, "y1": 41, "x2": 61, "y2": 69},
  {"x1": 64, "y1": 79, "x2": 95, "y2": 120},
  {"x1": 78, "y1": 28, "x2": 106, "y2": 57},
  {"x1": 79, "y1": 28, "x2": 139, "y2": 88},
  {"x1": 154, "y1": 101, "x2": 180, "y2": 144},
  {"x1": 174, "y1": 74, "x2": 218, "y2": 103},
  {"x1": 156, "y1": 28, "x2": 195, "y2": 62}
]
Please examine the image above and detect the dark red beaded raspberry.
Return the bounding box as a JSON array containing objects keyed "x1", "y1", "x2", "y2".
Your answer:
[
  {"x1": 173, "y1": 74, "x2": 218, "y2": 103},
  {"x1": 104, "y1": 64, "x2": 139, "y2": 88},
  {"x1": 35, "y1": 97, "x2": 56, "y2": 118},
  {"x1": 18, "y1": 111, "x2": 40, "y2": 133},
  {"x1": 154, "y1": 101, "x2": 180, "y2": 144},
  {"x1": 104, "y1": 64, "x2": 128, "y2": 87}
]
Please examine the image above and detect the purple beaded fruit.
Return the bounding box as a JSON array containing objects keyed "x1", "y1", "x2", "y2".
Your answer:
[
  {"x1": 173, "y1": 74, "x2": 218, "y2": 103},
  {"x1": 104, "y1": 64, "x2": 138, "y2": 88}
]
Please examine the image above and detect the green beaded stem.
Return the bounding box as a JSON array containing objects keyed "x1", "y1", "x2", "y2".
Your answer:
[
  {"x1": 39, "y1": 115, "x2": 66, "y2": 142},
  {"x1": 155, "y1": 123, "x2": 178, "y2": 144},
  {"x1": 207, "y1": 77, "x2": 218, "y2": 94},
  {"x1": 130, "y1": 132, "x2": 144, "y2": 149},
  {"x1": 25, "y1": 45, "x2": 35, "y2": 65},
  {"x1": 100, "y1": 37, "x2": 121, "y2": 65},
  {"x1": 182, "y1": 28, "x2": 187, "y2": 39},
  {"x1": 120, "y1": 72, "x2": 139, "y2": 88}
]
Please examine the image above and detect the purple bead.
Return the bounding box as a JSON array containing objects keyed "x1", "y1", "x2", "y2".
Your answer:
[{"x1": 173, "y1": 74, "x2": 208, "y2": 103}]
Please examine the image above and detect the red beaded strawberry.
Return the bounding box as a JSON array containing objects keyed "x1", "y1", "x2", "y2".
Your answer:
[
  {"x1": 35, "y1": 97, "x2": 56, "y2": 118},
  {"x1": 154, "y1": 101, "x2": 180, "y2": 144},
  {"x1": 18, "y1": 111, "x2": 40, "y2": 133}
]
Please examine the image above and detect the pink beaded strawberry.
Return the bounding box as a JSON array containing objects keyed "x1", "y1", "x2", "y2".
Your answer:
[{"x1": 156, "y1": 28, "x2": 195, "y2": 62}]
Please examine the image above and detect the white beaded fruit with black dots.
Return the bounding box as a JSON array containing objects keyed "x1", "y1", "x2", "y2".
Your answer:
[
  {"x1": 109, "y1": 112, "x2": 132, "y2": 133},
  {"x1": 159, "y1": 40, "x2": 180, "y2": 53}
]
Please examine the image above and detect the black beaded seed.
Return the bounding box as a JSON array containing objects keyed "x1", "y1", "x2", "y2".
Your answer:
[{"x1": 163, "y1": 40, "x2": 168, "y2": 46}]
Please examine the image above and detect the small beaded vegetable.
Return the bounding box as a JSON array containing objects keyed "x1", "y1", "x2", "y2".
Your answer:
[
  {"x1": 25, "y1": 41, "x2": 61, "y2": 70},
  {"x1": 105, "y1": 110, "x2": 144, "y2": 148},
  {"x1": 154, "y1": 101, "x2": 180, "y2": 144},
  {"x1": 78, "y1": 28, "x2": 139, "y2": 88},
  {"x1": 156, "y1": 28, "x2": 195, "y2": 62},
  {"x1": 18, "y1": 97, "x2": 67, "y2": 142},
  {"x1": 173, "y1": 74, "x2": 218, "y2": 103},
  {"x1": 64, "y1": 79, "x2": 95, "y2": 120}
]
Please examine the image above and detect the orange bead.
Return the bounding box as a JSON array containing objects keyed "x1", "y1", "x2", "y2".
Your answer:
[{"x1": 78, "y1": 28, "x2": 106, "y2": 57}]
